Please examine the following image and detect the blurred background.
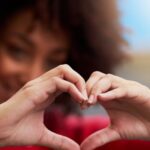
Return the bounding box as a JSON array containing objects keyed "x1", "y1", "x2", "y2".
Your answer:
[
  {"x1": 116, "y1": 0, "x2": 150, "y2": 87},
  {"x1": 83, "y1": 0, "x2": 150, "y2": 115}
]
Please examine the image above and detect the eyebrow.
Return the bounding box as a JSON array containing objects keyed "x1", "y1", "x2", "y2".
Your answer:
[{"x1": 11, "y1": 32, "x2": 34, "y2": 48}]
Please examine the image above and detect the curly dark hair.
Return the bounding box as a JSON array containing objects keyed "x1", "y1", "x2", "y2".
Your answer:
[{"x1": 0, "y1": 0, "x2": 127, "y2": 114}]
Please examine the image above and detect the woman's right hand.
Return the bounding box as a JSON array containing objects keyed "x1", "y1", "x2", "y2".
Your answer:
[{"x1": 0, "y1": 64, "x2": 87, "y2": 150}]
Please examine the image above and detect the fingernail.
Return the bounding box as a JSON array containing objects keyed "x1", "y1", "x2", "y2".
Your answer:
[
  {"x1": 88, "y1": 94, "x2": 95, "y2": 104},
  {"x1": 79, "y1": 92, "x2": 87, "y2": 101},
  {"x1": 83, "y1": 89, "x2": 88, "y2": 100}
]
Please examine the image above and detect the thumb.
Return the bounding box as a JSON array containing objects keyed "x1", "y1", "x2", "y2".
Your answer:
[
  {"x1": 80, "y1": 127, "x2": 120, "y2": 150},
  {"x1": 39, "y1": 129, "x2": 80, "y2": 150}
]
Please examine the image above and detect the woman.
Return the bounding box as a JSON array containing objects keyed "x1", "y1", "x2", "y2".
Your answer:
[{"x1": 0, "y1": 0, "x2": 150, "y2": 150}]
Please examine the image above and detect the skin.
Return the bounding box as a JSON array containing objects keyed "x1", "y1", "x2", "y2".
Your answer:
[
  {"x1": 0, "y1": 7, "x2": 150, "y2": 150},
  {"x1": 0, "y1": 10, "x2": 87, "y2": 149},
  {"x1": 0, "y1": 64, "x2": 86, "y2": 149},
  {"x1": 81, "y1": 71, "x2": 150, "y2": 150},
  {"x1": 0, "y1": 9, "x2": 70, "y2": 102}
]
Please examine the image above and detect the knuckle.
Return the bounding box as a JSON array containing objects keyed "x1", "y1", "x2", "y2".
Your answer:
[
  {"x1": 22, "y1": 85, "x2": 48, "y2": 106},
  {"x1": 59, "y1": 64, "x2": 71, "y2": 71},
  {"x1": 22, "y1": 86, "x2": 35, "y2": 98},
  {"x1": 91, "y1": 71, "x2": 105, "y2": 78},
  {"x1": 106, "y1": 73, "x2": 113, "y2": 78},
  {"x1": 63, "y1": 64, "x2": 71, "y2": 68},
  {"x1": 66, "y1": 83, "x2": 76, "y2": 93},
  {"x1": 91, "y1": 71, "x2": 101, "y2": 77},
  {"x1": 106, "y1": 73, "x2": 115, "y2": 81},
  {"x1": 57, "y1": 65, "x2": 64, "y2": 73},
  {"x1": 67, "y1": 83, "x2": 74, "y2": 91},
  {"x1": 57, "y1": 64, "x2": 71, "y2": 75},
  {"x1": 51, "y1": 77, "x2": 58, "y2": 83}
]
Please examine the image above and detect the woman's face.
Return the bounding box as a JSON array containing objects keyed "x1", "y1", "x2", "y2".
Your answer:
[{"x1": 0, "y1": 10, "x2": 70, "y2": 102}]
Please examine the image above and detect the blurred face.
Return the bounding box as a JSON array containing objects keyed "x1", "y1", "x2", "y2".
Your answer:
[{"x1": 0, "y1": 10, "x2": 70, "y2": 102}]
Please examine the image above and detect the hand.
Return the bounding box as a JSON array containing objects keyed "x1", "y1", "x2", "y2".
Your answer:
[
  {"x1": 0, "y1": 64, "x2": 87, "y2": 150},
  {"x1": 81, "y1": 71, "x2": 150, "y2": 150}
]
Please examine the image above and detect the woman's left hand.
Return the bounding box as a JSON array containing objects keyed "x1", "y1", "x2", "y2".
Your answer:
[{"x1": 81, "y1": 71, "x2": 150, "y2": 150}]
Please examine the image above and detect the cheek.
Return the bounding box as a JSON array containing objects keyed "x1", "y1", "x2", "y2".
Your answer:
[{"x1": 0, "y1": 52, "x2": 23, "y2": 77}]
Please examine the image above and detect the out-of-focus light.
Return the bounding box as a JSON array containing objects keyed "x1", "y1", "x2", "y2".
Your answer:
[{"x1": 119, "y1": 0, "x2": 150, "y2": 51}]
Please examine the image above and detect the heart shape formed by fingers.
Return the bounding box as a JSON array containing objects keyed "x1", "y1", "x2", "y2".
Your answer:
[
  {"x1": 1, "y1": 67, "x2": 150, "y2": 150},
  {"x1": 1, "y1": 65, "x2": 112, "y2": 150}
]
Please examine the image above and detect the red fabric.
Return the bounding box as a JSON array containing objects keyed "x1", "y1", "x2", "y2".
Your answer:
[{"x1": 1, "y1": 111, "x2": 150, "y2": 150}]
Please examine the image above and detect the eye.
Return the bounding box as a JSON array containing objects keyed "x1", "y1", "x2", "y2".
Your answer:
[{"x1": 5, "y1": 43, "x2": 30, "y2": 62}]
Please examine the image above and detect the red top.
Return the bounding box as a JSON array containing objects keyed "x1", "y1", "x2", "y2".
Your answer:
[{"x1": 1, "y1": 110, "x2": 150, "y2": 150}]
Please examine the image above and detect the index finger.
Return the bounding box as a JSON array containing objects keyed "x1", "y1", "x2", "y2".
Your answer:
[{"x1": 40, "y1": 64, "x2": 88, "y2": 99}]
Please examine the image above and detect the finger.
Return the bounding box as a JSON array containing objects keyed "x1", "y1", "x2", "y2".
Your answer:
[
  {"x1": 40, "y1": 129, "x2": 80, "y2": 150},
  {"x1": 41, "y1": 64, "x2": 87, "y2": 99},
  {"x1": 57, "y1": 65, "x2": 86, "y2": 96},
  {"x1": 21, "y1": 77, "x2": 86, "y2": 111},
  {"x1": 86, "y1": 71, "x2": 105, "y2": 96},
  {"x1": 88, "y1": 74, "x2": 125, "y2": 104},
  {"x1": 88, "y1": 76, "x2": 112, "y2": 104},
  {"x1": 80, "y1": 127, "x2": 120, "y2": 150},
  {"x1": 54, "y1": 77, "x2": 86, "y2": 103},
  {"x1": 39, "y1": 77, "x2": 86, "y2": 104},
  {"x1": 98, "y1": 88, "x2": 126, "y2": 101}
]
